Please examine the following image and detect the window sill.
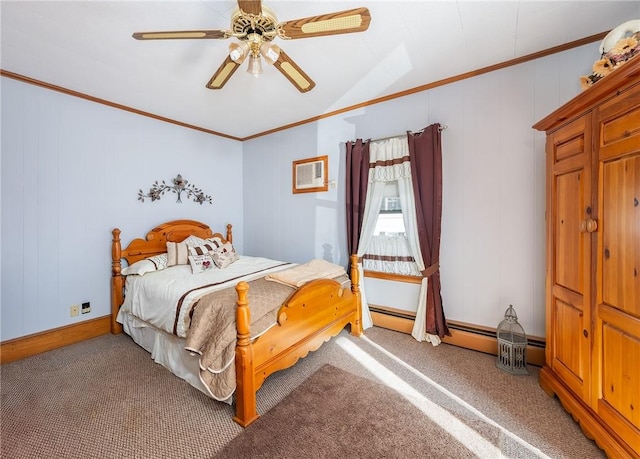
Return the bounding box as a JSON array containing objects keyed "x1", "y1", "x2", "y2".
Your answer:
[{"x1": 363, "y1": 270, "x2": 422, "y2": 284}]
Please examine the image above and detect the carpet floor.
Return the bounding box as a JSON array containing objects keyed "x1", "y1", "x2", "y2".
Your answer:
[
  {"x1": 0, "y1": 326, "x2": 605, "y2": 458},
  {"x1": 217, "y1": 363, "x2": 508, "y2": 458}
]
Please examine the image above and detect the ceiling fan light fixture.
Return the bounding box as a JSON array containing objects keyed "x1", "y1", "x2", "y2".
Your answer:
[
  {"x1": 247, "y1": 55, "x2": 263, "y2": 77},
  {"x1": 228, "y1": 42, "x2": 249, "y2": 63},
  {"x1": 260, "y1": 43, "x2": 280, "y2": 65}
]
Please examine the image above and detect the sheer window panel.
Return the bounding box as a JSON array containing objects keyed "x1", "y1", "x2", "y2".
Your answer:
[{"x1": 365, "y1": 181, "x2": 420, "y2": 276}]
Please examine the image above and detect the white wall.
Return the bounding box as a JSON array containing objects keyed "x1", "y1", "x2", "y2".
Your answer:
[
  {"x1": 242, "y1": 43, "x2": 599, "y2": 338},
  {"x1": 1, "y1": 42, "x2": 599, "y2": 342},
  {"x1": 0, "y1": 77, "x2": 243, "y2": 341}
]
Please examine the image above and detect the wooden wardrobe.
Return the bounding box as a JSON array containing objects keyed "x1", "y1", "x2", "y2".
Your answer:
[{"x1": 534, "y1": 55, "x2": 639, "y2": 458}]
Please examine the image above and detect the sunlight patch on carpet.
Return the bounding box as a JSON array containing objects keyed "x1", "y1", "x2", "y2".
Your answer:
[{"x1": 336, "y1": 336, "x2": 551, "y2": 459}]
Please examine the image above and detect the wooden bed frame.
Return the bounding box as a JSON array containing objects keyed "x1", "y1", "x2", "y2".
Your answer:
[{"x1": 111, "y1": 219, "x2": 362, "y2": 427}]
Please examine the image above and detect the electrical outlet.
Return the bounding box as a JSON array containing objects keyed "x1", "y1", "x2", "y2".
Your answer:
[
  {"x1": 81, "y1": 302, "x2": 91, "y2": 314},
  {"x1": 70, "y1": 305, "x2": 79, "y2": 317}
]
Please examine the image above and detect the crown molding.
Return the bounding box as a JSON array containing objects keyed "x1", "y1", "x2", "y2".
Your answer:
[{"x1": 1, "y1": 31, "x2": 607, "y2": 142}]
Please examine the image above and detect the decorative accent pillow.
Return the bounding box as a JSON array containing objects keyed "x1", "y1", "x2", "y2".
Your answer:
[
  {"x1": 188, "y1": 239, "x2": 223, "y2": 257},
  {"x1": 121, "y1": 253, "x2": 168, "y2": 276},
  {"x1": 183, "y1": 235, "x2": 209, "y2": 247},
  {"x1": 166, "y1": 241, "x2": 189, "y2": 266},
  {"x1": 211, "y1": 242, "x2": 239, "y2": 269},
  {"x1": 206, "y1": 237, "x2": 224, "y2": 249},
  {"x1": 188, "y1": 254, "x2": 215, "y2": 274}
]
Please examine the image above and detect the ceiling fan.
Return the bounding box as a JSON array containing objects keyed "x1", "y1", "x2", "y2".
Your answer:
[{"x1": 132, "y1": 1, "x2": 371, "y2": 93}]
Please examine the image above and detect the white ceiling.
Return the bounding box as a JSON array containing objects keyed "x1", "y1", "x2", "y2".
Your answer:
[{"x1": 2, "y1": 1, "x2": 639, "y2": 139}]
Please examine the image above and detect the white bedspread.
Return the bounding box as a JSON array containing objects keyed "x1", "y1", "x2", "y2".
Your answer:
[{"x1": 117, "y1": 256, "x2": 294, "y2": 337}]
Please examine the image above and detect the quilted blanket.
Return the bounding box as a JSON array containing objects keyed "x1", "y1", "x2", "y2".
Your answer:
[{"x1": 184, "y1": 277, "x2": 296, "y2": 401}]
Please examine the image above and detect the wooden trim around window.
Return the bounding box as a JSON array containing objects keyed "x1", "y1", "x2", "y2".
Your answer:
[{"x1": 364, "y1": 270, "x2": 423, "y2": 284}]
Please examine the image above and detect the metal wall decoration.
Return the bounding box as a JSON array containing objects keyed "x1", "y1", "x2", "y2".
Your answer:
[{"x1": 138, "y1": 174, "x2": 212, "y2": 205}]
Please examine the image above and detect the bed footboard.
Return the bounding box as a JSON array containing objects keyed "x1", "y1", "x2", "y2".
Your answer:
[{"x1": 234, "y1": 255, "x2": 362, "y2": 427}]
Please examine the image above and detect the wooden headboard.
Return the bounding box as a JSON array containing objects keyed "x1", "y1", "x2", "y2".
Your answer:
[{"x1": 110, "y1": 219, "x2": 232, "y2": 334}]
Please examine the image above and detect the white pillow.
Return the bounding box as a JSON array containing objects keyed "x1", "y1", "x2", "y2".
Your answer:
[
  {"x1": 121, "y1": 253, "x2": 168, "y2": 276},
  {"x1": 188, "y1": 254, "x2": 215, "y2": 273}
]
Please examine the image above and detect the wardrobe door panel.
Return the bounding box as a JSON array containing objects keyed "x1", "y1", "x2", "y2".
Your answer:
[
  {"x1": 601, "y1": 155, "x2": 640, "y2": 316},
  {"x1": 596, "y1": 306, "x2": 640, "y2": 452},
  {"x1": 552, "y1": 297, "x2": 586, "y2": 389},
  {"x1": 546, "y1": 116, "x2": 593, "y2": 399},
  {"x1": 593, "y1": 84, "x2": 640, "y2": 454},
  {"x1": 555, "y1": 170, "x2": 586, "y2": 293}
]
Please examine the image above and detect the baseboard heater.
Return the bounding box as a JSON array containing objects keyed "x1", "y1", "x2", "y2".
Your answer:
[
  {"x1": 369, "y1": 305, "x2": 545, "y2": 366},
  {"x1": 369, "y1": 305, "x2": 414, "y2": 320},
  {"x1": 447, "y1": 321, "x2": 546, "y2": 350}
]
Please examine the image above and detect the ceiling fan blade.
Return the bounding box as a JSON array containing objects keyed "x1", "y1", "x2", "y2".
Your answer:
[
  {"x1": 237, "y1": 0, "x2": 262, "y2": 16},
  {"x1": 278, "y1": 7, "x2": 371, "y2": 39},
  {"x1": 272, "y1": 49, "x2": 315, "y2": 93},
  {"x1": 206, "y1": 56, "x2": 241, "y2": 90},
  {"x1": 132, "y1": 30, "x2": 228, "y2": 40}
]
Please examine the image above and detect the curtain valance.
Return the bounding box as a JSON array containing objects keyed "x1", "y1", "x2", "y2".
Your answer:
[{"x1": 368, "y1": 137, "x2": 411, "y2": 182}]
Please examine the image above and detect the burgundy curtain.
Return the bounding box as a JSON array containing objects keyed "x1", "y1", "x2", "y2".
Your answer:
[
  {"x1": 345, "y1": 139, "x2": 370, "y2": 256},
  {"x1": 408, "y1": 124, "x2": 450, "y2": 338}
]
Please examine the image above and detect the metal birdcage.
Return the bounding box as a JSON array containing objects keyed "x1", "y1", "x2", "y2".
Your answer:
[{"x1": 496, "y1": 305, "x2": 528, "y2": 375}]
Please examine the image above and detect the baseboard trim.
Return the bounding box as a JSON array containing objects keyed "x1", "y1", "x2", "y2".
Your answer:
[
  {"x1": 2, "y1": 309, "x2": 547, "y2": 367},
  {"x1": 0, "y1": 315, "x2": 111, "y2": 364},
  {"x1": 370, "y1": 307, "x2": 545, "y2": 367}
]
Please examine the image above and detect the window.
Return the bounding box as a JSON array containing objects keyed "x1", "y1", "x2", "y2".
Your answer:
[
  {"x1": 374, "y1": 196, "x2": 405, "y2": 236},
  {"x1": 364, "y1": 181, "x2": 420, "y2": 276}
]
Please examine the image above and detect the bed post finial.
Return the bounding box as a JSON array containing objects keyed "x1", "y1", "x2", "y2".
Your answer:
[
  {"x1": 112, "y1": 228, "x2": 122, "y2": 275},
  {"x1": 236, "y1": 281, "x2": 250, "y2": 346},
  {"x1": 234, "y1": 281, "x2": 259, "y2": 427},
  {"x1": 226, "y1": 224, "x2": 233, "y2": 243},
  {"x1": 349, "y1": 254, "x2": 359, "y2": 294}
]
